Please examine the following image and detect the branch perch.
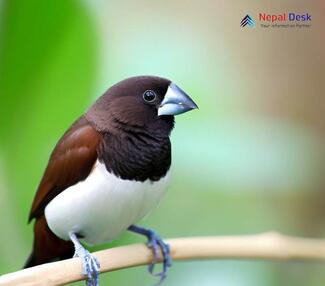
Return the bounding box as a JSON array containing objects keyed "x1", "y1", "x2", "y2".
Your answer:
[{"x1": 1, "y1": 232, "x2": 325, "y2": 286}]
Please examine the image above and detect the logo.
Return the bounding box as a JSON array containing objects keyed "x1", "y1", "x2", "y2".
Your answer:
[
  {"x1": 240, "y1": 15, "x2": 255, "y2": 27},
  {"x1": 240, "y1": 12, "x2": 311, "y2": 29}
]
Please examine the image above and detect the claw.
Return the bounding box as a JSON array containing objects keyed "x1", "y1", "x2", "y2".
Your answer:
[
  {"x1": 70, "y1": 232, "x2": 100, "y2": 286},
  {"x1": 128, "y1": 225, "x2": 172, "y2": 285},
  {"x1": 147, "y1": 232, "x2": 171, "y2": 284},
  {"x1": 81, "y1": 252, "x2": 100, "y2": 286}
]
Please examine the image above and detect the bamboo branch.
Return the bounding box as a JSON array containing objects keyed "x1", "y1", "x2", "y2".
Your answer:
[{"x1": 1, "y1": 232, "x2": 325, "y2": 286}]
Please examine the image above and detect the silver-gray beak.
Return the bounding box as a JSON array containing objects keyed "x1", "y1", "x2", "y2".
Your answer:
[{"x1": 158, "y1": 83, "x2": 198, "y2": 116}]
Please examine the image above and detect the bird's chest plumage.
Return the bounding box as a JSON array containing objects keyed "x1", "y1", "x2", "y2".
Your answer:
[
  {"x1": 97, "y1": 130, "x2": 172, "y2": 182},
  {"x1": 45, "y1": 161, "x2": 170, "y2": 245}
]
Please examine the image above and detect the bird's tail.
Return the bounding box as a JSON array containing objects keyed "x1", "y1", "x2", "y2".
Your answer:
[
  {"x1": 24, "y1": 215, "x2": 74, "y2": 268},
  {"x1": 24, "y1": 250, "x2": 37, "y2": 268}
]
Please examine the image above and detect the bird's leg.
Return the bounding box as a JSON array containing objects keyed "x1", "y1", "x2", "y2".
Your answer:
[
  {"x1": 128, "y1": 225, "x2": 172, "y2": 285},
  {"x1": 69, "y1": 232, "x2": 100, "y2": 286}
]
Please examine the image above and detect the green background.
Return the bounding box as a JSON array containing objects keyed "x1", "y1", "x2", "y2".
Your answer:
[{"x1": 0, "y1": 0, "x2": 324, "y2": 285}]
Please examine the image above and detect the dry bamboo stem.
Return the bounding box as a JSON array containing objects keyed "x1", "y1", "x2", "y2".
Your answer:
[{"x1": 1, "y1": 232, "x2": 325, "y2": 286}]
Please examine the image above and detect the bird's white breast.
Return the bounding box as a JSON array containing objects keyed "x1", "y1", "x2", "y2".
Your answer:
[{"x1": 44, "y1": 161, "x2": 170, "y2": 245}]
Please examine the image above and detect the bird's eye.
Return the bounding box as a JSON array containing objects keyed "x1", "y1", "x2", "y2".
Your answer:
[{"x1": 143, "y1": 90, "x2": 157, "y2": 103}]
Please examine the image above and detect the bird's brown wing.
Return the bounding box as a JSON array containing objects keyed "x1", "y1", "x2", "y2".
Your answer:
[{"x1": 28, "y1": 116, "x2": 101, "y2": 222}]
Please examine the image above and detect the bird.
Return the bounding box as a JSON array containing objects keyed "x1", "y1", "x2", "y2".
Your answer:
[{"x1": 25, "y1": 75, "x2": 198, "y2": 286}]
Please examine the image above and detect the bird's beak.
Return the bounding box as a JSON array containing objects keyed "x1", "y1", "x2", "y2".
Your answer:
[{"x1": 158, "y1": 83, "x2": 198, "y2": 116}]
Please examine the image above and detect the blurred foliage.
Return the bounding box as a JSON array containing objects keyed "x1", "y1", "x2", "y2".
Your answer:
[
  {"x1": 0, "y1": 0, "x2": 324, "y2": 286},
  {"x1": 0, "y1": 0, "x2": 97, "y2": 272}
]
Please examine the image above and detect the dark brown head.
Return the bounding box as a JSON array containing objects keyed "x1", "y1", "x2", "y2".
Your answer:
[{"x1": 85, "y1": 76, "x2": 198, "y2": 136}]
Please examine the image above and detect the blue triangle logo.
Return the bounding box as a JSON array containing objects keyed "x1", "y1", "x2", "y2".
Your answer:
[{"x1": 240, "y1": 15, "x2": 255, "y2": 27}]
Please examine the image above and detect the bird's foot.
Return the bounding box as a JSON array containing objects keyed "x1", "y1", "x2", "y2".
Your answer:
[
  {"x1": 128, "y1": 225, "x2": 172, "y2": 285},
  {"x1": 74, "y1": 248, "x2": 100, "y2": 286},
  {"x1": 146, "y1": 230, "x2": 172, "y2": 284},
  {"x1": 69, "y1": 232, "x2": 100, "y2": 286}
]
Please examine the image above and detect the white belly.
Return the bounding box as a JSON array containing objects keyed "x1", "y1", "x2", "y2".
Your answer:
[{"x1": 44, "y1": 161, "x2": 170, "y2": 245}]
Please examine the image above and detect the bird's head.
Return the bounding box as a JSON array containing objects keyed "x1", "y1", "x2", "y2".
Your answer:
[{"x1": 86, "y1": 76, "x2": 198, "y2": 135}]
